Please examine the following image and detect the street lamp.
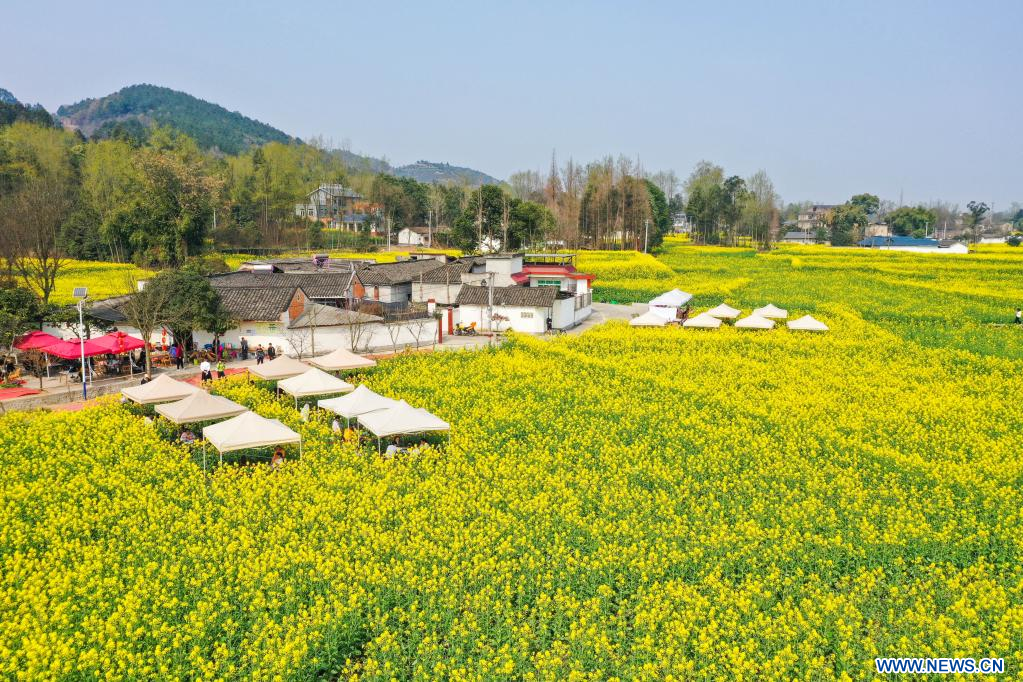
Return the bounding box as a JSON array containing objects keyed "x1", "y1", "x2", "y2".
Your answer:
[{"x1": 73, "y1": 287, "x2": 88, "y2": 400}]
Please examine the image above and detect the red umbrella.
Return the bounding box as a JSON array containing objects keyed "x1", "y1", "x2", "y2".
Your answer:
[
  {"x1": 91, "y1": 332, "x2": 146, "y2": 355},
  {"x1": 13, "y1": 330, "x2": 62, "y2": 351},
  {"x1": 42, "y1": 338, "x2": 109, "y2": 360}
]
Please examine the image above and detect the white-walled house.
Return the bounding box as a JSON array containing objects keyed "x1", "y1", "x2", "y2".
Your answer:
[{"x1": 455, "y1": 284, "x2": 591, "y2": 333}]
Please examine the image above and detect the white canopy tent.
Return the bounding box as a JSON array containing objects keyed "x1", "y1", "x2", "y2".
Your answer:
[
  {"x1": 155, "y1": 391, "x2": 247, "y2": 424},
  {"x1": 706, "y1": 303, "x2": 741, "y2": 319},
  {"x1": 753, "y1": 304, "x2": 788, "y2": 319},
  {"x1": 308, "y1": 347, "x2": 377, "y2": 372},
  {"x1": 682, "y1": 312, "x2": 723, "y2": 329},
  {"x1": 735, "y1": 314, "x2": 776, "y2": 330},
  {"x1": 248, "y1": 355, "x2": 310, "y2": 381},
  {"x1": 787, "y1": 315, "x2": 829, "y2": 332},
  {"x1": 202, "y1": 411, "x2": 302, "y2": 468},
  {"x1": 357, "y1": 399, "x2": 450, "y2": 450},
  {"x1": 317, "y1": 384, "x2": 401, "y2": 421},
  {"x1": 629, "y1": 310, "x2": 671, "y2": 327},
  {"x1": 648, "y1": 306, "x2": 679, "y2": 320},
  {"x1": 122, "y1": 374, "x2": 202, "y2": 405},
  {"x1": 648, "y1": 288, "x2": 693, "y2": 307},
  {"x1": 277, "y1": 368, "x2": 355, "y2": 406}
]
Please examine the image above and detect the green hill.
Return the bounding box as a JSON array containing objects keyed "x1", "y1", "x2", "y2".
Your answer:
[
  {"x1": 0, "y1": 87, "x2": 57, "y2": 128},
  {"x1": 56, "y1": 84, "x2": 296, "y2": 154}
]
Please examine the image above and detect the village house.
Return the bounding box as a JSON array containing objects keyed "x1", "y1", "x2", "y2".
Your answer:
[
  {"x1": 396, "y1": 226, "x2": 451, "y2": 248},
  {"x1": 294, "y1": 183, "x2": 380, "y2": 232},
  {"x1": 796, "y1": 205, "x2": 837, "y2": 232},
  {"x1": 780, "y1": 231, "x2": 819, "y2": 245},
  {"x1": 351, "y1": 259, "x2": 449, "y2": 309}
]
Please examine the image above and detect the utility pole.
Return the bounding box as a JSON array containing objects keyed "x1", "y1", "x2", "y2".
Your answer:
[
  {"x1": 74, "y1": 288, "x2": 88, "y2": 400},
  {"x1": 644, "y1": 219, "x2": 650, "y2": 253},
  {"x1": 485, "y1": 273, "x2": 495, "y2": 334}
]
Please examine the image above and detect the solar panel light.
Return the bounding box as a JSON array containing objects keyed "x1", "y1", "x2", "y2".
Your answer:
[{"x1": 73, "y1": 287, "x2": 88, "y2": 299}]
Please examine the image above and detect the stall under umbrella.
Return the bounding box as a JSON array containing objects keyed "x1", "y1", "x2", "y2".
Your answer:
[
  {"x1": 277, "y1": 368, "x2": 354, "y2": 407},
  {"x1": 248, "y1": 355, "x2": 310, "y2": 381},
  {"x1": 317, "y1": 384, "x2": 400, "y2": 422},
  {"x1": 13, "y1": 330, "x2": 62, "y2": 350},
  {"x1": 201, "y1": 411, "x2": 302, "y2": 469},
  {"x1": 682, "y1": 312, "x2": 723, "y2": 329},
  {"x1": 122, "y1": 373, "x2": 202, "y2": 404},
  {"x1": 90, "y1": 332, "x2": 147, "y2": 376},
  {"x1": 155, "y1": 391, "x2": 247, "y2": 424},
  {"x1": 13, "y1": 331, "x2": 63, "y2": 378},
  {"x1": 307, "y1": 347, "x2": 377, "y2": 372},
  {"x1": 787, "y1": 315, "x2": 829, "y2": 332},
  {"x1": 357, "y1": 399, "x2": 450, "y2": 451},
  {"x1": 42, "y1": 337, "x2": 109, "y2": 359}
]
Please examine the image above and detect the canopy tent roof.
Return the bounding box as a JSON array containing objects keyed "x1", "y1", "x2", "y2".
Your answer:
[
  {"x1": 91, "y1": 331, "x2": 146, "y2": 354},
  {"x1": 248, "y1": 355, "x2": 310, "y2": 381},
  {"x1": 277, "y1": 368, "x2": 355, "y2": 398},
  {"x1": 735, "y1": 314, "x2": 776, "y2": 330},
  {"x1": 202, "y1": 411, "x2": 301, "y2": 454},
  {"x1": 155, "y1": 391, "x2": 247, "y2": 424},
  {"x1": 705, "y1": 303, "x2": 741, "y2": 319},
  {"x1": 307, "y1": 347, "x2": 377, "y2": 371},
  {"x1": 648, "y1": 306, "x2": 678, "y2": 320},
  {"x1": 122, "y1": 374, "x2": 203, "y2": 404},
  {"x1": 682, "y1": 312, "x2": 723, "y2": 329},
  {"x1": 753, "y1": 304, "x2": 788, "y2": 319},
  {"x1": 317, "y1": 384, "x2": 400, "y2": 419},
  {"x1": 629, "y1": 310, "x2": 671, "y2": 327},
  {"x1": 357, "y1": 399, "x2": 450, "y2": 438},
  {"x1": 648, "y1": 288, "x2": 693, "y2": 307},
  {"x1": 13, "y1": 330, "x2": 62, "y2": 351},
  {"x1": 40, "y1": 338, "x2": 109, "y2": 359},
  {"x1": 787, "y1": 314, "x2": 830, "y2": 332}
]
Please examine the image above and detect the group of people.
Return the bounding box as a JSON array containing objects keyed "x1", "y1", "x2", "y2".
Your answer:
[
  {"x1": 253, "y1": 341, "x2": 276, "y2": 366},
  {"x1": 199, "y1": 358, "x2": 227, "y2": 383}
]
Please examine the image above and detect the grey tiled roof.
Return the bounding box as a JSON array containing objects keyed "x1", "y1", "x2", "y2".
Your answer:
[
  {"x1": 209, "y1": 271, "x2": 354, "y2": 298},
  {"x1": 456, "y1": 285, "x2": 559, "y2": 308},
  {"x1": 419, "y1": 258, "x2": 479, "y2": 284},
  {"x1": 355, "y1": 259, "x2": 445, "y2": 286},
  {"x1": 289, "y1": 302, "x2": 382, "y2": 328},
  {"x1": 217, "y1": 287, "x2": 298, "y2": 321}
]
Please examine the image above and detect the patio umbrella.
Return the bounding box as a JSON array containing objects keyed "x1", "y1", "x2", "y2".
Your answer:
[{"x1": 13, "y1": 330, "x2": 62, "y2": 350}]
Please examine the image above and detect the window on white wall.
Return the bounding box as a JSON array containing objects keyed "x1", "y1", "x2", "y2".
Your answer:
[{"x1": 521, "y1": 311, "x2": 534, "y2": 318}]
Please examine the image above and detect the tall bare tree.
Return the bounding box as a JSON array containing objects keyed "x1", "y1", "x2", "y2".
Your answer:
[
  {"x1": 119, "y1": 274, "x2": 180, "y2": 375},
  {"x1": 0, "y1": 177, "x2": 73, "y2": 304}
]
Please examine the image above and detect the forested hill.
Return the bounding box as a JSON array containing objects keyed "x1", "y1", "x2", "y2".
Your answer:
[
  {"x1": 0, "y1": 87, "x2": 57, "y2": 128},
  {"x1": 56, "y1": 84, "x2": 296, "y2": 154},
  {"x1": 394, "y1": 160, "x2": 501, "y2": 186}
]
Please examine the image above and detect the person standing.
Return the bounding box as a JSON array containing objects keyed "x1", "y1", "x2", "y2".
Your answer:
[
  {"x1": 1015, "y1": 308, "x2": 1022, "y2": 325},
  {"x1": 255, "y1": 345, "x2": 265, "y2": 365},
  {"x1": 240, "y1": 337, "x2": 249, "y2": 361},
  {"x1": 200, "y1": 358, "x2": 212, "y2": 383},
  {"x1": 267, "y1": 343, "x2": 277, "y2": 360},
  {"x1": 216, "y1": 358, "x2": 226, "y2": 379}
]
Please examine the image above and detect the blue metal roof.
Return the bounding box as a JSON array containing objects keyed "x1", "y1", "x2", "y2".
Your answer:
[{"x1": 858, "y1": 236, "x2": 939, "y2": 247}]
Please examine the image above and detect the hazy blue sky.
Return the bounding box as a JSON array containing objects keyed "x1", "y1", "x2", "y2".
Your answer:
[{"x1": 4, "y1": 0, "x2": 1021, "y2": 207}]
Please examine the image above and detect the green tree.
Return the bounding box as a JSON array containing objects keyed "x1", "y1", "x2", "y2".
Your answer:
[
  {"x1": 0, "y1": 286, "x2": 42, "y2": 351},
  {"x1": 965, "y1": 201, "x2": 989, "y2": 242},
  {"x1": 684, "y1": 161, "x2": 725, "y2": 244},
  {"x1": 452, "y1": 185, "x2": 508, "y2": 251},
  {"x1": 828, "y1": 203, "x2": 869, "y2": 246},
  {"x1": 849, "y1": 193, "x2": 880, "y2": 216},
  {"x1": 886, "y1": 206, "x2": 937, "y2": 236},
  {"x1": 643, "y1": 180, "x2": 671, "y2": 251}
]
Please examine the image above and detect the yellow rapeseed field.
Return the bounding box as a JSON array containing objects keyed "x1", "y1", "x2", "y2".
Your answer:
[{"x1": 2, "y1": 244, "x2": 1022, "y2": 680}]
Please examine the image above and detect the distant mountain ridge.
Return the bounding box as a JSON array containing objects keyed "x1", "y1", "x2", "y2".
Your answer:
[
  {"x1": 56, "y1": 84, "x2": 296, "y2": 154},
  {"x1": 44, "y1": 83, "x2": 502, "y2": 184},
  {"x1": 394, "y1": 160, "x2": 501, "y2": 186}
]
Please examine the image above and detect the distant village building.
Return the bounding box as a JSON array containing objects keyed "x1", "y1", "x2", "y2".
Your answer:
[
  {"x1": 857, "y1": 236, "x2": 968, "y2": 254},
  {"x1": 780, "y1": 231, "x2": 818, "y2": 245},
  {"x1": 396, "y1": 226, "x2": 450, "y2": 248},
  {"x1": 797, "y1": 205, "x2": 837, "y2": 232},
  {"x1": 295, "y1": 184, "x2": 380, "y2": 231}
]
